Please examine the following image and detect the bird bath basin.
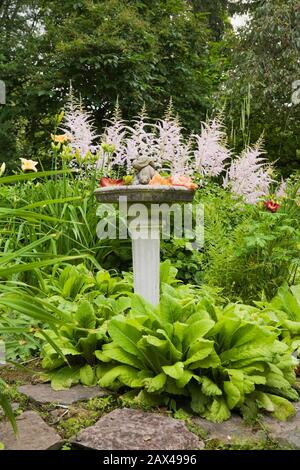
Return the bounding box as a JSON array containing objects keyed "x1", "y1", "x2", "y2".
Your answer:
[{"x1": 95, "y1": 185, "x2": 195, "y2": 305}]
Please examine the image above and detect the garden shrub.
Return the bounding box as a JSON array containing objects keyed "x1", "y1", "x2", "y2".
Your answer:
[{"x1": 96, "y1": 289, "x2": 298, "y2": 422}]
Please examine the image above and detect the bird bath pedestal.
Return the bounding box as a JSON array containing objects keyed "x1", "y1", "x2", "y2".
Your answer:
[{"x1": 95, "y1": 185, "x2": 195, "y2": 305}]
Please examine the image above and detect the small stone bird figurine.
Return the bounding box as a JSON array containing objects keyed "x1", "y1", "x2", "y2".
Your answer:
[{"x1": 132, "y1": 155, "x2": 159, "y2": 185}]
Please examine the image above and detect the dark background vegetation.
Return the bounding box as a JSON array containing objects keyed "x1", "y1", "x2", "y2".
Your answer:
[{"x1": 0, "y1": 0, "x2": 299, "y2": 174}]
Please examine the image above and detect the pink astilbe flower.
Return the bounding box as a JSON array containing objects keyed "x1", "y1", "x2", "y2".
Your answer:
[
  {"x1": 124, "y1": 106, "x2": 158, "y2": 171},
  {"x1": 170, "y1": 137, "x2": 194, "y2": 176},
  {"x1": 98, "y1": 102, "x2": 127, "y2": 170},
  {"x1": 193, "y1": 119, "x2": 231, "y2": 177},
  {"x1": 155, "y1": 104, "x2": 192, "y2": 175},
  {"x1": 276, "y1": 179, "x2": 287, "y2": 198},
  {"x1": 61, "y1": 90, "x2": 99, "y2": 159},
  {"x1": 224, "y1": 141, "x2": 273, "y2": 204}
]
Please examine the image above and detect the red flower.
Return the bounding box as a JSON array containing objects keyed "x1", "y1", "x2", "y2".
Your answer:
[
  {"x1": 99, "y1": 177, "x2": 124, "y2": 187},
  {"x1": 264, "y1": 200, "x2": 280, "y2": 213}
]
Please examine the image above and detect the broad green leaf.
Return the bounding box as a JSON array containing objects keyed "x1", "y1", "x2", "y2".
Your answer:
[
  {"x1": 283, "y1": 320, "x2": 300, "y2": 335},
  {"x1": 268, "y1": 394, "x2": 296, "y2": 420},
  {"x1": 223, "y1": 381, "x2": 241, "y2": 410},
  {"x1": 131, "y1": 294, "x2": 158, "y2": 322},
  {"x1": 204, "y1": 398, "x2": 231, "y2": 423},
  {"x1": 77, "y1": 333, "x2": 98, "y2": 361},
  {"x1": 159, "y1": 294, "x2": 183, "y2": 324},
  {"x1": 201, "y1": 377, "x2": 222, "y2": 397},
  {"x1": 220, "y1": 339, "x2": 275, "y2": 365},
  {"x1": 165, "y1": 377, "x2": 187, "y2": 396},
  {"x1": 99, "y1": 365, "x2": 149, "y2": 389},
  {"x1": 145, "y1": 373, "x2": 167, "y2": 393},
  {"x1": 185, "y1": 339, "x2": 214, "y2": 366},
  {"x1": 189, "y1": 384, "x2": 210, "y2": 415},
  {"x1": 134, "y1": 390, "x2": 166, "y2": 408},
  {"x1": 80, "y1": 365, "x2": 96, "y2": 386},
  {"x1": 254, "y1": 391, "x2": 275, "y2": 412},
  {"x1": 114, "y1": 297, "x2": 131, "y2": 314},
  {"x1": 75, "y1": 301, "x2": 96, "y2": 329},
  {"x1": 176, "y1": 370, "x2": 194, "y2": 388},
  {"x1": 156, "y1": 329, "x2": 182, "y2": 362},
  {"x1": 51, "y1": 366, "x2": 80, "y2": 390},
  {"x1": 183, "y1": 319, "x2": 215, "y2": 351},
  {"x1": 231, "y1": 323, "x2": 273, "y2": 348},
  {"x1": 108, "y1": 319, "x2": 143, "y2": 356},
  {"x1": 160, "y1": 260, "x2": 178, "y2": 285},
  {"x1": 162, "y1": 362, "x2": 184, "y2": 380},
  {"x1": 96, "y1": 345, "x2": 143, "y2": 369},
  {"x1": 265, "y1": 372, "x2": 293, "y2": 391},
  {"x1": 191, "y1": 350, "x2": 221, "y2": 369}
]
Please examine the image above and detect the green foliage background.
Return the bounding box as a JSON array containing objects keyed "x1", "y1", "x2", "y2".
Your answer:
[{"x1": 1, "y1": 0, "x2": 298, "y2": 172}]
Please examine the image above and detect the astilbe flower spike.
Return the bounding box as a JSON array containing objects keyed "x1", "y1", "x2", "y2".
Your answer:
[
  {"x1": 155, "y1": 102, "x2": 193, "y2": 175},
  {"x1": 276, "y1": 179, "x2": 287, "y2": 198},
  {"x1": 98, "y1": 100, "x2": 127, "y2": 171},
  {"x1": 124, "y1": 105, "x2": 158, "y2": 171},
  {"x1": 60, "y1": 88, "x2": 100, "y2": 160},
  {"x1": 193, "y1": 118, "x2": 231, "y2": 177},
  {"x1": 224, "y1": 140, "x2": 273, "y2": 204}
]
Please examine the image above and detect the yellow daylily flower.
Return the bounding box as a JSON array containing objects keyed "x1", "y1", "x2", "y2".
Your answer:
[
  {"x1": 20, "y1": 158, "x2": 38, "y2": 173},
  {"x1": 0, "y1": 162, "x2": 6, "y2": 176},
  {"x1": 51, "y1": 133, "x2": 72, "y2": 144}
]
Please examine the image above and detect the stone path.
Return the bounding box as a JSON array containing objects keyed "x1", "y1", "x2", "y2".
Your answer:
[
  {"x1": 72, "y1": 408, "x2": 202, "y2": 450},
  {"x1": 18, "y1": 383, "x2": 109, "y2": 405},
  {"x1": 192, "y1": 414, "x2": 268, "y2": 448},
  {"x1": 0, "y1": 411, "x2": 63, "y2": 450},
  {"x1": 1, "y1": 383, "x2": 300, "y2": 450},
  {"x1": 261, "y1": 402, "x2": 300, "y2": 449}
]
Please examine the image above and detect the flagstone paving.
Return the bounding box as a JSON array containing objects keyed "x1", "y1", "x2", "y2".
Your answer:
[
  {"x1": 261, "y1": 402, "x2": 300, "y2": 450},
  {"x1": 1, "y1": 383, "x2": 300, "y2": 450},
  {"x1": 72, "y1": 408, "x2": 202, "y2": 450},
  {"x1": 18, "y1": 383, "x2": 110, "y2": 405},
  {"x1": 0, "y1": 411, "x2": 63, "y2": 450}
]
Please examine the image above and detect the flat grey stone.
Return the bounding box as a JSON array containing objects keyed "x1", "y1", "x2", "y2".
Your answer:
[
  {"x1": 0, "y1": 411, "x2": 63, "y2": 450},
  {"x1": 262, "y1": 402, "x2": 300, "y2": 449},
  {"x1": 18, "y1": 383, "x2": 109, "y2": 405},
  {"x1": 73, "y1": 408, "x2": 201, "y2": 450},
  {"x1": 192, "y1": 414, "x2": 267, "y2": 448}
]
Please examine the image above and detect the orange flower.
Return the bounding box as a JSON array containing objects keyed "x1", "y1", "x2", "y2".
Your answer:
[
  {"x1": 51, "y1": 133, "x2": 72, "y2": 144},
  {"x1": 170, "y1": 175, "x2": 198, "y2": 190},
  {"x1": 149, "y1": 174, "x2": 172, "y2": 186}
]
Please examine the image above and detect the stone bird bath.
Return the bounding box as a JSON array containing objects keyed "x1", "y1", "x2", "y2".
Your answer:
[{"x1": 95, "y1": 185, "x2": 195, "y2": 305}]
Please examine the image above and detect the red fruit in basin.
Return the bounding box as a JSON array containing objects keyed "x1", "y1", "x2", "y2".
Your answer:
[{"x1": 99, "y1": 177, "x2": 124, "y2": 187}]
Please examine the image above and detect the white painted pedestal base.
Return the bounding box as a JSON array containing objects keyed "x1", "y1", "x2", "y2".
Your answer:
[{"x1": 130, "y1": 215, "x2": 160, "y2": 306}]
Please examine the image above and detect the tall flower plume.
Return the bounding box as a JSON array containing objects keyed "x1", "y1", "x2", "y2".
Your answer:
[
  {"x1": 60, "y1": 88, "x2": 99, "y2": 159},
  {"x1": 193, "y1": 118, "x2": 231, "y2": 177},
  {"x1": 124, "y1": 106, "x2": 158, "y2": 171},
  {"x1": 155, "y1": 102, "x2": 192, "y2": 175},
  {"x1": 98, "y1": 101, "x2": 127, "y2": 170},
  {"x1": 224, "y1": 140, "x2": 273, "y2": 204}
]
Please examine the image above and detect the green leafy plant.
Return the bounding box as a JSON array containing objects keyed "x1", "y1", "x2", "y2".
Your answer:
[
  {"x1": 254, "y1": 284, "x2": 300, "y2": 357},
  {"x1": 0, "y1": 265, "x2": 133, "y2": 390},
  {"x1": 205, "y1": 192, "x2": 300, "y2": 302},
  {"x1": 95, "y1": 289, "x2": 298, "y2": 422}
]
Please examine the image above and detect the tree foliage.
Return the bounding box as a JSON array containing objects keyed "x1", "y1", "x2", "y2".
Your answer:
[
  {"x1": 222, "y1": 0, "x2": 300, "y2": 173},
  {"x1": 0, "y1": 0, "x2": 223, "y2": 167}
]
